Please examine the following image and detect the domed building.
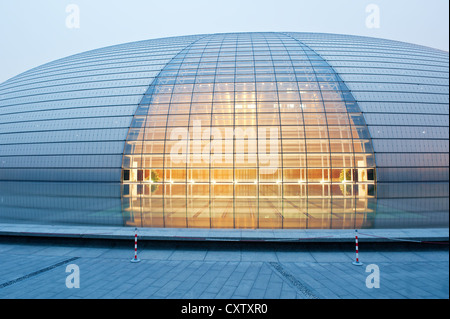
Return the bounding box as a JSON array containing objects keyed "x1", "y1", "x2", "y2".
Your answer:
[{"x1": 0, "y1": 32, "x2": 448, "y2": 229}]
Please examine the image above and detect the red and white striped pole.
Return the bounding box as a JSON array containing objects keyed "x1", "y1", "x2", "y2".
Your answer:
[
  {"x1": 352, "y1": 229, "x2": 363, "y2": 266},
  {"x1": 130, "y1": 227, "x2": 141, "y2": 263}
]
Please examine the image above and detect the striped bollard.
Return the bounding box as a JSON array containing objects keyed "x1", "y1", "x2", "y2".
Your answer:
[
  {"x1": 352, "y1": 229, "x2": 363, "y2": 266},
  {"x1": 130, "y1": 227, "x2": 141, "y2": 263}
]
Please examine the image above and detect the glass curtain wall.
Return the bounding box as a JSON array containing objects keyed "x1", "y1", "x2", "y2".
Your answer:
[{"x1": 121, "y1": 33, "x2": 376, "y2": 229}]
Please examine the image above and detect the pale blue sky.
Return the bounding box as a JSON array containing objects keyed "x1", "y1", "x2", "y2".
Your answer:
[{"x1": 0, "y1": 0, "x2": 448, "y2": 83}]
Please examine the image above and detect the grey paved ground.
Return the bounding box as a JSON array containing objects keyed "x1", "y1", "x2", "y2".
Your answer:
[{"x1": 0, "y1": 237, "x2": 448, "y2": 299}]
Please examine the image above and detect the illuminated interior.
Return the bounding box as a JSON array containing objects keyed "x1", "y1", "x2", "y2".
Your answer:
[{"x1": 121, "y1": 33, "x2": 376, "y2": 229}]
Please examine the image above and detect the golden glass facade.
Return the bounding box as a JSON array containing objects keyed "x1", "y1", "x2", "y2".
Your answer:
[{"x1": 121, "y1": 33, "x2": 376, "y2": 229}]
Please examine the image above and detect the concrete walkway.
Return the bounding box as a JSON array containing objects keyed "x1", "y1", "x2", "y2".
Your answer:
[
  {"x1": 0, "y1": 235, "x2": 448, "y2": 300},
  {"x1": 0, "y1": 223, "x2": 448, "y2": 243}
]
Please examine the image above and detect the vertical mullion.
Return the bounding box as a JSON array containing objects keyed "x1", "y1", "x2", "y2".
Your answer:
[
  {"x1": 251, "y1": 35, "x2": 260, "y2": 229},
  {"x1": 209, "y1": 36, "x2": 225, "y2": 229},
  {"x1": 184, "y1": 38, "x2": 213, "y2": 228},
  {"x1": 278, "y1": 34, "x2": 308, "y2": 229},
  {"x1": 295, "y1": 44, "x2": 333, "y2": 228},
  {"x1": 232, "y1": 36, "x2": 238, "y2": 229},
  {"x1": 264, "y1": 33, "x2": 284, "y2": 228},
  {"x1": 161, "y1": 50, "x2": 193, "y2": 228}
]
